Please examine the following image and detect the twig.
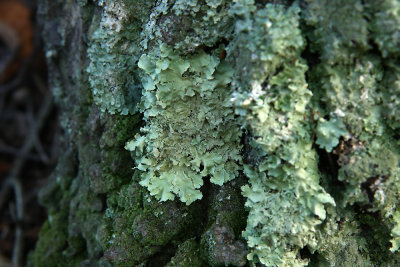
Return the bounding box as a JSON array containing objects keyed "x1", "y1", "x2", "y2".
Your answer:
[
  {"x1": 49, "y1": 122, "x2": 61, "y2": 164},
  {"x1": 0, "y1": 178, "x2": 24, "y2": 266},
  {"x1": 0, "y1": 56, "x2": 32, "y2": 94},
  {"x1": 0, "y1": 86, "x2": 53, "y2": 267},
  {"x1": 27, "y1": 99, "x2": 49, "y2": 164},
  {"x1": 0, "y1": 91, "x2": 5, "y2": 114},
  {"x1": 0, "y1": 144, "x2": 41, "y2": 162}
]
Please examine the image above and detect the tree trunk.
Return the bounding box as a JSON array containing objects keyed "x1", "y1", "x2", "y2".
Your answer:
[{"x1": 32, "y1": 0, "x2": 400, "y2": 266}]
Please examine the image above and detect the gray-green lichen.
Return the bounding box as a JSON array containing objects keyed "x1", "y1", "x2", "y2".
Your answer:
[
  {"x1": 140, "y1": 0, "x2": 234, "y2": 52},
  {"x1": 227, "y1": 2, "x2": 335, "y2": 265},
  {"x1": 305, "y1": 0, "x2": 400, "y2": 265},
  {"x1": 305, "y1": 0, "x2": 369, "y2": 64},
  {"x1": 126, "y1": 44, "x2": 241, "y2": 204},
  {"x1": 368, "y1": 0, "x2": 400, "y2": 58},
  {"x1": 87, "y1": 0, "x2": 152, "y2": 114}
]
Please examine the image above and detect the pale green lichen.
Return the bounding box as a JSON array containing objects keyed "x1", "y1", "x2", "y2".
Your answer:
[
  {"x1": 316, "y1": 117, "x2": 348, "y2": 152},
  {"x1": 227, "y1": 2, "x2": 335, "y2": 265},
  {"x1": 126, "y1": 44, "x2": 241, "y2": 205},
  {"x1": 391, "y1": 211, "x2": 400, "y2": 252},
  {"x1": 311, "y1": 56, "x2": 385, "y2": 138}
]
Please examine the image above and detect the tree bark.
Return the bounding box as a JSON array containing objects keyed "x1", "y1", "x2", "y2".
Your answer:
[{"x1": 32, "y1": 0, "x2": 400, "y2": 266}]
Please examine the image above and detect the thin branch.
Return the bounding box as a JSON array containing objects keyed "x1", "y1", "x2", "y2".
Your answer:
[
  {"x1": 0, "y1": 56, "x2": 32, "y2": 94},
  {"x1": 0, "y1": 144, "x2": 41, "y2": 162},
  {"x1": 0, "y1": 86, "x2": 53, "y2": 267}
]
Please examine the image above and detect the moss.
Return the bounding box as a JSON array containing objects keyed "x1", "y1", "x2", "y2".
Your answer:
[
  {"x1": 201, "y1": 223, "x2": 247, "y2": 267},
  {"x1": 78, "y1": 110, "x2": 141, "y2": 194},
  {"x1": 199, "y1": 178, "x2": 248, "y2": 266},
  {"x1": 315, "y1": 215, "x2": 373, "y2": 267},
  {"x1": 101, "y1": 180, "x2": 199, "y2": 266},
  {"x1": 381, "y1": 61, "x2": 400, "y2": 132},
  {"x1": 209, "y1": 178, "x2": 248, "y2": 236},
  {"x1": 33, "y1": 214, "x2": 70, "y2": 267},
  {"x1": 167, "y1": 239, "x2": 205, "y2": 267},
  {"x1": 357, "y1": 212, "x2": 395, "y2": 263}
]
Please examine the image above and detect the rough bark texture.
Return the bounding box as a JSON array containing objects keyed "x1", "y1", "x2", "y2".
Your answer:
[{"x1": 32, "y1": 0, "x2": 400, "y2": 266}]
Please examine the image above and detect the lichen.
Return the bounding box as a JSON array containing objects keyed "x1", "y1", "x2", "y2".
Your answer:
[
  {"x1": 87, "y1": 0, "x2": 152, "y2": 114},
  {"x1": 381, "y1": 60, "x2": 400, "y2": 132},
  {"x1": 305, "y1": 0, "x2": 369, "y2": 64},
  {"x1": 368, "y1": 0, "x2": 400, "y2": 58},
  {"x1": 140, "y1": 0, "x2": 234, "y2": 52},
  {"x1": 227, "y1": 2, "x2": 335, "y2": 265},
  {"x1": 92, "y1": 0, "x2": 400, "y2": 265},
  {"x1": 306, "y1": 0, "x2": 400, "y2": 264},
  {"x1": 316, "y1": 117, "x2": 348, "y2": 152},
  {"x1": 126, "y1": 44, "x2": 241, "y2": 205}
]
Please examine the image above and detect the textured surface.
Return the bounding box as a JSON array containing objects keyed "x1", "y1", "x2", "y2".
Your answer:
[
  {"x1": 126, "y1": 45, "x2": 241, "y2": 204},
  {"x1": 33, "y1": 0, "x2": 400, "y2": 266}
]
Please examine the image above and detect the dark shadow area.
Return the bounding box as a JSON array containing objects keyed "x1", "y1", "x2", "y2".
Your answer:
[{"x1": 0, "y1": 1, "x2": 57, "y2": 266}]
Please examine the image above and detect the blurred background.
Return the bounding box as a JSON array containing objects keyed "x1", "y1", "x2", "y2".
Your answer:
[{"x1": 0, "y1": 0, "x2": 59, "y2": 266}]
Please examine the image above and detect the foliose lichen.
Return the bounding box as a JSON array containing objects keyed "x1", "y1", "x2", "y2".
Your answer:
[
  {"x1": 225, "y1": 2, "x2": 336, "y2": 265},
  {"x1": 306, "y1": 0, "x2": 400, "y2": 264},
  {"x1": 368, "y1": 0, "x2": 400, "y2": 58},
  {"x1": 316, "y1": 117, "x2": 348, "y2": 152},
  {"x1": 87, "y1": 0, "x2": 152, "y2": 115},
  {"x1": 305, "y1": 0, "x2": 369, "y2": 64},
  {"x1": 126, "y1": 44, "x2": 241, "y2": 205}
]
